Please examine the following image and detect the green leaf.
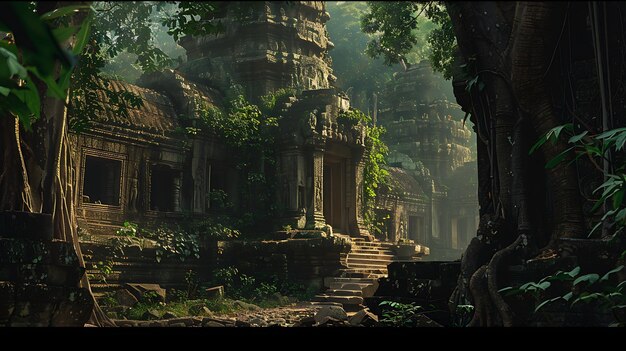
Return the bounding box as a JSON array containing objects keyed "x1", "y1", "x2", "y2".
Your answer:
[
  {"x1": 572, "y1": 292, "x2": 604, "y2": 306},
  {"x1": 0, "y1": 47, "x2": 27, "y2": 79},
  {"x1": 562, "y1": 292, "x2": 573, "y2": 301},
  {"x1": 71, "y1": 13, "x2": 92, "y2": 55},
  {"x1": 615, "y1": 132, "x2": 626, "y2": 151},
  {"x1": 613, "y1": 189, "x2": 624, "y2": 209},
  {"x1": 0, "y1": 86, "x2": 10, "y2": 96},
  {"x1": 535, "y1": 297, "x2": 561, "y2": 313},
  {"x1": 546, "y1": 147, "x2": 574, "y2": 169},
  {"x1": 595, "y1": 127, "x2": 626, "y2": 140},
  {"x1": 529, "y1": 135, "x2": 548, "y2": 155},
  {"x1": 41, "y1": 4, "x2": 91, "y2": 21},
  {"x1": 568, "y1": 131, "x2": 588, "y2": 144},
  {"x1": 52, "y1": 25, "x2": 80, "y2": 43},
  {"x1": 567, "y1": 266, "x2": 581, "y2": 277},
  {"x1": 551, "y1": 123, "x2": 574, "y2": 141},
  {"x1": 538, "y1": 281, "x2": 551, "y2": 290},
  {"x1": 600, "y1": 265, "x2": 624, "y2": 282},
  {"x1": 573, "y1": 273, "x2": 600, "y2": 287}
]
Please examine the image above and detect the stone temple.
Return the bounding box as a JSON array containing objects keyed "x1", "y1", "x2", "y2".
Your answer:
[{"x1": 70, "y1": 1, "x2": 478, "y2": 309}]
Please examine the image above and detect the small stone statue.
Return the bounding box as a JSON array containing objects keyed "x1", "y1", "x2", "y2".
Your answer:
[
  {"x1": 308, "y1": 109, "x2": 318, "y2": 131},
  {"x1": 128, "y1": 165, "x2": 139, "y2": 212}
]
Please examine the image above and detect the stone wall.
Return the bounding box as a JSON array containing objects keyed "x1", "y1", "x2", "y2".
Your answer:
[{"x1": 217, "y1": 233, "x2": 351, "y2": 289}]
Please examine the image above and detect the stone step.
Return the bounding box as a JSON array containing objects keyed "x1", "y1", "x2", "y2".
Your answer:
[
  {"x1": 327, "y1": 289, "x2": 363, "y2": 297},
  {"x1": 348, "y1": 252, "x2": 394, "y2": 259},
  {"x1": 324, "y1": 277, "x2": 378, "y2": 286},
  {"x1": 346, "y1": 250, "x2": 395, "y2": 259},
  {"x1": 308, "y1": 301, "x2": 344, "y2": 308},
  {"x1": 338, "y1": 271, "x2": 381, "y2": 279},
  {"x1": 353, "y1": 242, "x2": 394, "y2": 248},
  {"x1": 329, "y1": 282, "x2": 372, "y2": 290},
  {"x1": 311, "y1": 295, "x2": 364, "y2": 305},
  {"x1": 347, "y1": 261, "x2": 390, "y2": 268},
  {"x1": 347, "y1": 257, "x2": 394, "y2": 266},
  {"x1": 340, "y1": 268, "x2": 387, "y2": 275}
]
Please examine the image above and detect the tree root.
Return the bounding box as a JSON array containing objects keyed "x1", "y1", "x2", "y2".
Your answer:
[
  {"x1": 467, "y1": 265, "x2": 492, "y2": 327},
  {"x1": 487, "y1": 234, "x2": 525, "y2": 327}
]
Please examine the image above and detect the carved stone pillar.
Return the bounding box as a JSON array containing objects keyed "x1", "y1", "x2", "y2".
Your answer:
[
  {"x1": 277, "y1": 146, "x2": 307, "y2": 229},
  {"x1": 349, "y1": 148, "x2": 371, "y2": 238},
  {"x1": 307, "y1": 143, "x2": 326, "y2": 229},
  {"x1": 191, "y1": 140, "x2": 207, "y2": 214},
  {"x1": 173, "y1": 172, "x2": 182, "y2": 212}
]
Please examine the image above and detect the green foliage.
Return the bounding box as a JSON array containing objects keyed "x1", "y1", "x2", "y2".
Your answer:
[
  {"x1": 193, "y1": 215, "x2": 241, "y2": 241},
  {"x1": 195, "y1": 88, "x2": 295, "y2": 234},
  {"x1": 209, "y1": 266, "x2": 314, "y2": 304},
  {"x1": 335, "y1": 108, "x2": 391, "y2": 236},
  {"x1": 378, "y1": 300, "x2": 428, "y2": 327},
  {"x1": 531, "y1": 125, "x2": 626, "y2": 237},
  {"x1": 0, "y1": 2, "x2": 91, "y2": 128},
  {"x1": 160, "y1": 1, "x2": 225, "y2": 42},
  {"x1": 361, "y1": 1, "x2": 457, "y2": 79},
  {"x1": 364, "y1": 126, "x2": 391, "y2": 235},
  {"x1": 325, "y1": 2, "x2": 397, "y2": 111},
  {"x1": 146, "y1": 225, "x2": 201, "y2": 263},
  {"x1": 453, "y1": 304, "x2": 475, "y2": 327},
  {"x1": 69, "y1": 1, "x2": 227, "y2": 132},
  {"x1": 336, "y1": 108, "x2": 390, "y2": 237},
  {"x1": 500, "y1": 262, "x2": 625, "y2": 325},
  {"x1": 210, "y1": 266, "x2": 261, "y2": 301}
]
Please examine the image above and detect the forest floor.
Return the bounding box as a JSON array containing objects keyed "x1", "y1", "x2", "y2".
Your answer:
[{"x1": 108, "y1": 302, "x2": 338, "y2": 327}]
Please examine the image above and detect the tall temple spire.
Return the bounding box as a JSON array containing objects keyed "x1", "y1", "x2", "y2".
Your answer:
[{"x1": 178, "y1": 1, "x2": 336, "y2": 102}]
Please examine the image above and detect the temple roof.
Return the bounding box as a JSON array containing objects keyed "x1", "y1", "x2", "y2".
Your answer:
[
  {"x1": 387, "y1": 166, "x2": 427, "y2": 198},
  {"x1": 92, "y1": 78, "x2": 180, "y2": 136}
]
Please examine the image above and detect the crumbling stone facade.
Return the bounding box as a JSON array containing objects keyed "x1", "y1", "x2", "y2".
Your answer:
[
  {"x1": 275, "y1": 89, "x2": 369, "y2": 237},
  {"x1": 376, "y1": 61, "x2": 479, "y2": 260}
]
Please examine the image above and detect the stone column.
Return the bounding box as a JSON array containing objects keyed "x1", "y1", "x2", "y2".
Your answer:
[
  {"x1": 349, "y1": 148, "x2": 371, "y2": 238},
  {"x1": 191, "y1": 140, "x2": 207, "y2": 214},
  {"x1": 173, "y1": 172, "x2": 182, "y2": 212},
  {"x1": 306, "y1": 143, "x2": 326, "y2": 229},
  {"x1": 277, "y1": 146, "x2": 307, "y2": 229}
]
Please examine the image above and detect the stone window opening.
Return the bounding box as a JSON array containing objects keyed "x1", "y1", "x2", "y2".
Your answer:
[
  {"x1": 150, "y1": 164, "x2": 180, "y2": 212},
  {"x1": 82, "y1": 156, "x2": 122, "y2": 206}
]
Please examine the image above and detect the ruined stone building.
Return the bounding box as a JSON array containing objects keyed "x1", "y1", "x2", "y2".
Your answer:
[
  {"x1": 74, "y1": 1, "x2": 369, "y2": 239},
  {"x1": 72, "y1": 2, "x2": 378, "y2": 291},
  {"x1": 375, "y1": 61, "x2": 479, "y2": 260},
  {"x1": 72, "y1": 1, "x2": 477, "y2": 295}
]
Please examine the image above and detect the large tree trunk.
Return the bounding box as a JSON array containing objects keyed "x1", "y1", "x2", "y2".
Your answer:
[
  {"x1": 446, "y1": 1, "x2": 586, "y2": 326},
  {"x1": 1, "y1": 2, "x2": 113, "y2": 326},
  {"x1": 508, "y1": 2, "x2": 585, "y2": 243}
]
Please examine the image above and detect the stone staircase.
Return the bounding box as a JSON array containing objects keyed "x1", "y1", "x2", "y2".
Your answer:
[{"x1": 311, "y1": 237, "x2": 396, "y2": 312}]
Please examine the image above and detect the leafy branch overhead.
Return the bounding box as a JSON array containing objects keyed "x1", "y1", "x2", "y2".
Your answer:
[
  {"x1": 361, "y1": 1, "x2": 457, "y2": 79},
  {"x1": 0, "y1": 2, "x2": 91, "y2": 128}
]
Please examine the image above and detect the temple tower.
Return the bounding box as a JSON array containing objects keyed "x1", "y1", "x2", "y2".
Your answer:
[{"x1": 178, "y1": 1, "x2": 336, "y2": 102}]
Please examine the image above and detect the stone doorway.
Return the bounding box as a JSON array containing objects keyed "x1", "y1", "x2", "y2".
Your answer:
[{"x1": 323, "y1": 157, "x2": 345, "y2": 233}]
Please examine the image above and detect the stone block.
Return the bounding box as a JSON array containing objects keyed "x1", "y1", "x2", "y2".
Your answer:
[
  {"x1": 314, "y1": 305, "x2": 347, "y2": 324},
  {"x1": 115, "y1": 289, "x2": 139, "y2": 307},
  {"x1": 125, "y1": 283, "x2": 166, "y2": 302},
  {"x1": 205, "y1": 285, "x2": 224, "y2": 299},
  {"x1": 348, "y1": 308, "x2": 379, "y2": 326}
]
